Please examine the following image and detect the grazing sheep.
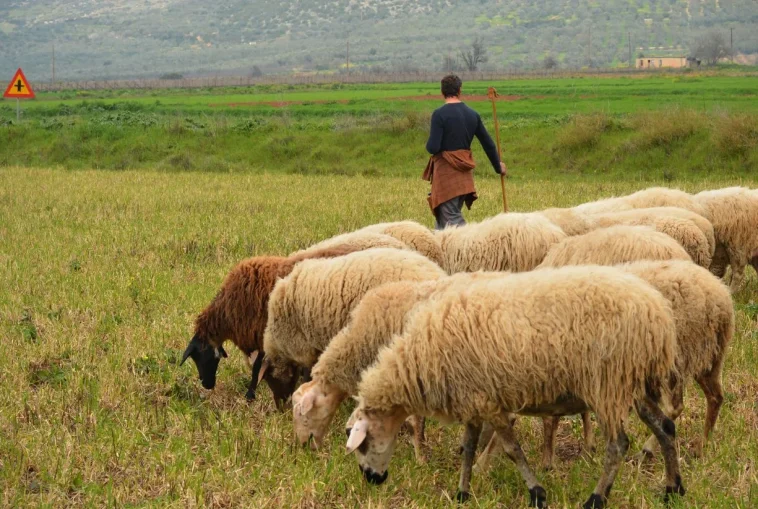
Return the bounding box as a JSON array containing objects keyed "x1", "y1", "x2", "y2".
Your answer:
[
  {"x1": 294, "y1": 231, "x2": 410, "y2": 256},
  {"x1": 587, "y1": 209, "x2": 714, "y2": 268},
  {"x1": 539, "y1": 225, "x2": 691, "y2": 268},
  {"x1": 292, "y1": 272, "x2": 503, "y2": 458},
  {"x1": 262, "y1": 248, "x2": 446, "y2": 408},
  {"x1": 296, "y1": 221, "x2": 443, "y2": 266},
  {"x1": 346, "y1": 267, "x2": 683, "y2": 509},
  {"x1": 538, "y1": 208, "x2": 595, "y2": 236},
  {"x1": 484, "y1": 260, "x2": 734, "y2": 471},
  {"x1": 574, "y1": 187, "x2": 708, "y2": 218},
  {"x1": 436, "y1": 212, "x2": 567, "y2": 273},
  {"x1": 180, "y1": 245, "x2": 362, "y2": 405},
  {"x1": 695, "y1": 187, "x2": 758, "y2": 292}
]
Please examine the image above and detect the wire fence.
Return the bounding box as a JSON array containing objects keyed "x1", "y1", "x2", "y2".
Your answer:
[{"x1": 33, "y1": 67, "x2": 698, "y2": 92}]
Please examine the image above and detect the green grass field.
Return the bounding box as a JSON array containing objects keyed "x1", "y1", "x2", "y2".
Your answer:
[
  {"x1": 1, "y1": 74, "x2": 757, "y2": 179},
  {"x1": 1, "y1": 167, "x2": 757, "y2": 507}
]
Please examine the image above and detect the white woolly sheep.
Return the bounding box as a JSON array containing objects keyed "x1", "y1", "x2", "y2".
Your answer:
[
  {"x1": 436, "y1": 212, "x2": 567, "y2": 273},
  {"x1": 292, "y1": 272, "x2": 504, "y2": 459},
  {"x1": 295, "y1": 231, "x2": 410, "y2": 256},
  {"x1": 694, "y1": 187, "x2": 758, "y2": 292},
  {"x1": 346, "y1": 266, "x2": 684, "y2": 509},
  {"x1": 261, "y1": 248, "x2": 446, "y2": 407},
  {"x1": 573, "y1": 187, "x2": 708, "y2": 218},
  {"x1": 296, "y1": 221, "x2": 443, "y2": 266},
  {"x1": 480, "y1": 260, "x2": 734, "y2": 471},
  {"x1": 586, "y1": 209, "x2": 714, "y2": 268},
  {"x1": 538, "y1": 208, "x2": 595, "y2": 236},
  {"x1": 539, "y1": 225, "x2": 691, "y2": 268}
]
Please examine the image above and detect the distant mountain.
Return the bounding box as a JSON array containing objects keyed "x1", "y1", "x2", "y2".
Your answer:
[{"x1": 1, "y1": 0, "x2": 756, "y2": 81}]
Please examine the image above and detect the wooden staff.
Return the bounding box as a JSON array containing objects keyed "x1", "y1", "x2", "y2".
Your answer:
[{"x1": 487, "y1": 87, "x2": 508, "y2": 213}]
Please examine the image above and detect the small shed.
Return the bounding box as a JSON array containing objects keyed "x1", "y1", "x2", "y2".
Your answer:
[{"x1": 637, "y1": 56, "x2": 688, "y2": 69}]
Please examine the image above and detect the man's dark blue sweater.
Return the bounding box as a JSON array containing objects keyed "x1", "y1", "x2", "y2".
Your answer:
[{"x1": 425, "y1": 102, "x2": 501, "y2": 173}]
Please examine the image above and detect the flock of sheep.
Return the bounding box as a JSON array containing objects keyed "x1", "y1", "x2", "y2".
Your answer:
[{"x1": 179, "y1": 186, "x2": 757, "y2": 508}]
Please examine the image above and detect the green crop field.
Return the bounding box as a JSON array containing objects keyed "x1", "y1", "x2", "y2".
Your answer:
[
  {"x1": 1, "y1": 73, "x2": 757, "y2": 180},
  {"x1": 1, "y1": 73, "x2": 758, "y2": 507}
]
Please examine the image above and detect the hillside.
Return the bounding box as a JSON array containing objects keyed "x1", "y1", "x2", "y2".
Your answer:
[{"x1": 1, "y1": 0, "x2": 756, "y2": 80}]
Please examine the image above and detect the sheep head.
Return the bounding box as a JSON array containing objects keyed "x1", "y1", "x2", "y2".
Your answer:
[
  {"x1": 258, "y1": 358, "x2": 300, "y2": 410},
  {"x1": 292, "y1": 381, "x2": 345, "y2": 449},
  {"x1": 180, "y1": 334, "x2": 227, "y2": 390},
  {"x1": 345, "y1": 405, "x2": 408, "y2": 486}
]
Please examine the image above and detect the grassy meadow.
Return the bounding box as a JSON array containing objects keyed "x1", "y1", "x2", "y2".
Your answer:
[
  {"x1": 1, "y1": 167, "x2": 758, "y2": 508},
  {"x1": 1, "y1": 74, "x2": 757, "y2": 180}
]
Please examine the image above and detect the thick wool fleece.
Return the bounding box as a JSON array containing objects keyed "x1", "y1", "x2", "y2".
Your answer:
[
  {"x1": 295, "y1": 231, "x2": 409, "y2": 257},
  {"x1": 587, "y1": 207, "x2": 716, "y2": 256},
  {"x1": 263, "y1": 248, "x2": 446, "y2": 369},
  {"x1": 357, "y1": 266, "x2": 677, "y2": 438},
  {"x1": 360, "y1": 221, "x2": 444, "y2": 267},
  {"x1": 588, "y1": 210, "x2": 714, "y2": 268},
  {"x1": 538, "y1": 208, "x2": 595, "y2": 236},
  {"x1": 574, "y1": 187, "x2": 709, "y2": 219},
  {"x1": 436, "y1": 212, "x2": 567, "y2": 274},
  {"x1": 621, "y1": 260, "x2": 734, "y2": 379},
  {"x1": 311, "y1": 272, "x2": 506, "y2": 396},
  {"x1": 193, "y1": 245, "x2": 360, "y2": 354},
  {"x1": 695, "y1": 187, "x2": 758, "y2": 275},
  {"x1": 539, "y1": 225, "x2": 691, "y2": 268}
]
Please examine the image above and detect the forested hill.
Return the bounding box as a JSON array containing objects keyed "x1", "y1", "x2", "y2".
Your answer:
[{"x1": 1, "y1": 0, "x2": 756, "y2": 80}]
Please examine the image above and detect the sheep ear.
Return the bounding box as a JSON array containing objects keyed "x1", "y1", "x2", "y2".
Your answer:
[
  {"x1": 298, "y1": 389, "x2": 316, "y2": 416},
  {"x1": 345, "y1": 420, "x2": 368, "y2": 455},
  {"x1": 257, "y1": 358, "x2": 270, "y2": 384},
  {"x1": 249, "y1": 350, "x2": 259, "y2": 366},
  {"x1": 214, "y1": 345, "x2": 228, "y2": 359},
  {"x1": 180, "y1": 336, "x2": 199, "y2": 365}
]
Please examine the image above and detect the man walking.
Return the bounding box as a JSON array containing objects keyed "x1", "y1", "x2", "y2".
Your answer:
[{"x1": 422, "y1": 74, "x2": 507, "y2": 230}]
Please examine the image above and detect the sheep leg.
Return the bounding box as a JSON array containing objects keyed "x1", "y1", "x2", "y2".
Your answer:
[
  {"x1": 635, "y1": 396, "x2": 685, "y2": 503},
  {"x1": 729, "y1": 261, "x2": 746, "y2": 293},
  {"x1": 582, "y1": 412, "x2": 595, "y2": 455},
  {"x1": 299, "y1": 366, "x2": 312, "y2": 383},
  {"x1": 694, "y1": 366, "x2": 725, "y2": 454},
  {"x1": 583, "y1": 428, "x2": 629, "y2": 509},
  {"x1": 640, "y1": 379, "x2": 684, "y2": 459},
  {"x1": 245, "y1": 351, "x2": 266, "y2": 401},
  {"x1": 473, "y1": 431, "x2": 503, "y2": 474},
  {"x1": 541, "y1": 417, "x2": 558, "y2": 470},
  {"x1": 410, "y1": 415, "x2": 428, "y2": 464},
  {"x1": 709, "y1": 243, "x2": 728, "y2": 279},
  {"x1": 456, "y1": 421, "x2": 482, "y2": 503},
  {"x1": 478, "y1": 422, "x2": 495, "y2": 453},
  {"x1": 493, "y1": 421, "x2": 547, "y2": 508}
]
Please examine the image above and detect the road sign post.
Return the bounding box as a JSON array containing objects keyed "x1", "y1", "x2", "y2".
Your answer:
[{"x1": 3, "y1": 68, "x2": 35, "y2": 123}]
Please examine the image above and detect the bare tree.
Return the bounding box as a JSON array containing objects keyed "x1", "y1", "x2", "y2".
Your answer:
[
  {"x1": 542, "y1": 55, "x2": 558, "y2": 70},
  {"x1": 692, "y1": 31, "x2": 733, "y2": 66},
  {"x1": 442, "y1": 54, "x2": 460, "y2": 73},
  {"x1": 459, "y1": 38, "x2": 488, "y2": 72}
]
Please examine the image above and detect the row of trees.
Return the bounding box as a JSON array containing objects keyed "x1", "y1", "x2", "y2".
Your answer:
[{"x1": 446, "y1": 31, "x2": 738, "y2": 72}]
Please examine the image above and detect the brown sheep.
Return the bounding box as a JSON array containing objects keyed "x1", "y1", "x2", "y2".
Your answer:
[{"x1": 180, "y1": 245, "x2": 361, "y2": 405}]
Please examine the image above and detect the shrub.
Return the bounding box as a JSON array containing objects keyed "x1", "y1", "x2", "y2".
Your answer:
[
  {"x1": 553, "y1": 113, "x2": 611, "y2": 152},
  {"x1": 633, "y1": 108, "x2": 701, "y2": 148},
  {"x1": 711, "y1": 112, "x2": 758, "y2": 156}
]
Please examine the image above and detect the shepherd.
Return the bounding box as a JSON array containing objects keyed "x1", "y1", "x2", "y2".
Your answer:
[{"x1": 423, "y1": 74, "x2": 507, "y2": 230}]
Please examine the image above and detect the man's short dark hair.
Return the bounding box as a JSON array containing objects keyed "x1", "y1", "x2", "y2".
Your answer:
[{"x1": 441, "y1": 75, "x2": 462, "y2": 98}]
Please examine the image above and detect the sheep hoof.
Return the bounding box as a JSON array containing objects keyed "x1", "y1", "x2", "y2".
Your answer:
[
  {"x1": 455, "y1": 490, "x2": 470, "y2": 503},
  {"x1": 664, "y1": 479, "x2": 686, "y2": 503},
  {"x1": 582, "y1": 494, "x2": 605, "y2": 509},
  {"x1": 529, "y1": 486, "x2": 547, "y2": 508}
]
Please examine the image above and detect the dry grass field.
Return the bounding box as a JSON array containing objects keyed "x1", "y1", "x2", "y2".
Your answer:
[{"x1": 1, "y1": 167, "x2": 756, "y2": 507}]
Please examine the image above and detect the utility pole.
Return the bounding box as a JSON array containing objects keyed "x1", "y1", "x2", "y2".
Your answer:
[
  {"x1": 346, "y1": 36, "x2": 350, "y2": 76},
  {"x1": 588, "y1": 26, "x2": 592, "y2": 68},
  {"x1": 51, "y1": 42, "x2": 56, "y2": 86},
  {"x1": 730, "y1": 28, "x2": 734, "y2": 63},
  {"x1": 628, "y1": 32, "x2": 633, "y2": 67}
]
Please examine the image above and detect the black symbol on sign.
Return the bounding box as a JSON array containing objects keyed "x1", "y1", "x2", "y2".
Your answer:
[{"x1": 15, "y1": 79, "x2": 24, "y2": 92}]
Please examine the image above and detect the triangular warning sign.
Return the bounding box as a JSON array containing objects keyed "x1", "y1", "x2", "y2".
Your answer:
[{"x1": 3, "y1": 68, "x2": 35, "y2": 99}]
